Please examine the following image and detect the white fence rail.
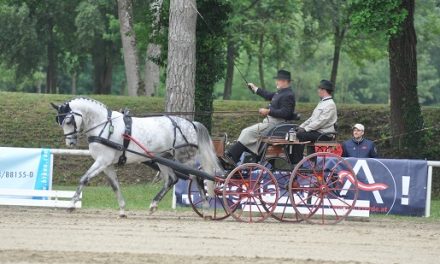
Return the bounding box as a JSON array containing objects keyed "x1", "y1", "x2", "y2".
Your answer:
[
  {"x1": 0, "y1": 189, "x2": 81, "y2": 208},
  {"x1": 51, "y1": 149, "x2": 90, "y2": 156},
  {"x1": 426, "y1": 161, "x2": 440, "y2": 217}
]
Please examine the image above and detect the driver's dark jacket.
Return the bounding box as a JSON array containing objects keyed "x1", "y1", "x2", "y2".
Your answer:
[{"x1": 256, "y1": 86, "x2": 296, "y2": 120}]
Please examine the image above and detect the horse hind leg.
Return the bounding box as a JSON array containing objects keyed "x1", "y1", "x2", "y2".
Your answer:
[
  {"x1": 149, "y1": 165, "x2": 178, "y2": 214},
  {"x1": 193, "y1": 175, "x2": 213, "y2": 220},
  {"x1": 104, "y1": 166, "x2": 127, "y2": 218}
]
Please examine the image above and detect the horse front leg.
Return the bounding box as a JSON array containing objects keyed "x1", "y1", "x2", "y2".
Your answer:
[
  {"x1": 103, "y1": 166, "x2": 126, "y2": 218},
  {"x1": 68, "y1": 160, "x2": 108, "y2": 212},
  {"x1": 149, "y1": 165, "x2": 178, "y2": 214}
]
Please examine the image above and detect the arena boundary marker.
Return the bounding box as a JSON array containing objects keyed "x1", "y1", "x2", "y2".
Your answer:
[{"x1": 0, "y1": 188, "x2": 81, "y2": 208}]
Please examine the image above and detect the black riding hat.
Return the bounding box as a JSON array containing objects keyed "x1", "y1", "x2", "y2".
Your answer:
[
  {"x1": 319, "y1": 79, "x2": 334, "y2": 91},
  {"x1": 273, "y1": 70, "x2": 291, "y2": 81}
]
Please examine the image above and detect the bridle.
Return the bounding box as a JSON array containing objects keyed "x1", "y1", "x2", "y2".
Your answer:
[
  {"x1": 55, "y1": 105, "x2": 120, "y2": 141},
  {"x1": 55, "y1": 111, "x2": 83, "y2": 139}
]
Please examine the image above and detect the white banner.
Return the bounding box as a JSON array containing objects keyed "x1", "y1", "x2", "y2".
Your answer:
[{"x1": 0, "y1": 147, "x2": 52, "y2": 191}]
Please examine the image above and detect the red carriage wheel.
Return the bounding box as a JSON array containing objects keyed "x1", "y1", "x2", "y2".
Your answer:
[
  {"x1": 261, "y1": 157, "x2": 303, "y2": 223},
  {"x1": 288, "y1": 152, "x2": 359, "y2": 224},
  {"x1": 187, "y1": 178, "x2": 231, "y2": 220},
  {"x1": 222, "y1": 163, "x2": 279, "y2": 223}
]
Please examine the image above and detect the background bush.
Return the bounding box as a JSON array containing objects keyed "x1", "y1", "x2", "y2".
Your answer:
[{"x1": 1, "y1": 92, "x2": 439, "y2": 196}]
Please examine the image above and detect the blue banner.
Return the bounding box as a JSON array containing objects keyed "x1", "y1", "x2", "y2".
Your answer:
[
  {"x1": 345, "y1": 158, "x2": 427, "y2": 216},
  {"x1": 0, "y1": 147, "x2": 52, "y2": 191},
  {"x1": 175, "y1": 158, "x2": 428, "y2": 216}
]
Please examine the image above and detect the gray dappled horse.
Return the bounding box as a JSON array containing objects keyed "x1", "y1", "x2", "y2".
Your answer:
[{"x1": 51, "y1": 97, "x2": 221, "y2": 217}]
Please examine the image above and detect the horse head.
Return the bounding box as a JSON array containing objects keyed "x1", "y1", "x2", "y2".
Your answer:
[{"x1": 51, "y1": 102, "x2": 83, "y2": 147}]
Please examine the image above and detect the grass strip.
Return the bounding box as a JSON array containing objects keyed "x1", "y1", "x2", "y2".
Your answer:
[{"x1": 55, "y1": 184, "x2": 440, "y2": 219}]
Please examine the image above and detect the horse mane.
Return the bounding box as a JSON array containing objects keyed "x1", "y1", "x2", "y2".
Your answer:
[{"x1": 65, "y1": 97, "x2": 108, "y2": 109}]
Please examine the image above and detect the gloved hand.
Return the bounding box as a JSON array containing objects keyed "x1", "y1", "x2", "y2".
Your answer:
[
  {"x1": 296, "y1": 127, "x2": 306, "y2": 134},
  {"x1": 247, "y1": 83, "x2": 258, "y2": 93},
  {"x1": 258, "y1": 108, "x2": 270, "y2": 116}
]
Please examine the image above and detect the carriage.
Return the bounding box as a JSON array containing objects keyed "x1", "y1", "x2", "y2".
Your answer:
[
  {"x1": 52, "y1": 98, "x2": 359, "y2": 225},
  {"x1": 187, "y1": 123, "x2": 359, "y2": 224}
]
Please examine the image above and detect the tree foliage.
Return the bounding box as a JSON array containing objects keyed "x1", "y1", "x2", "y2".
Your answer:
[
  {"x1": 194, "y1": 0, "x2": 230, "y2": 131},
  {"x1": 349, "y1": 0, "x2": 424, "y2": 157},
  {"x1": 0, "y1": 3, "x2": 39, "y2": 78},
  {"x1": 0, "y1": 0, "x2": 439, "y2": 110}
]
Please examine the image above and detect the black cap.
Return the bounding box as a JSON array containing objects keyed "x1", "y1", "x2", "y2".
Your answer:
[
  {"x1": 319, "y1": 80, "x2": 334, "y2": 91},
  {"x1": 273, "y1": 70, "x2": 291, "y2": 81}
]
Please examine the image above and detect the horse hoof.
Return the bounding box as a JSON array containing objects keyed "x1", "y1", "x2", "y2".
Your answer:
[
  {"x1": 66, "y1": 207, "x2": 75, "y2": 213},
  {"x1": 119, "y1": 214, "x2": 127, "y2": 219},
  {"x1": 149, "y1": 206, "x2": 158, "y2": 215}
]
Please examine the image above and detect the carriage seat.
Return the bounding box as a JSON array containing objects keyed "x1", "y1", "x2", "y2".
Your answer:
[
  {"x1": 261, "y1": 112, "x2": 301, "y2": 138},
  {"x1": 256, "y1": 112, "x2": 300, "y2": 158},
  {"x1": 257, "y1": 122, "x2": 299, "y2": 161},
  {"x1": 257, "y1": 120, "x2": 343, "y2": 159}
]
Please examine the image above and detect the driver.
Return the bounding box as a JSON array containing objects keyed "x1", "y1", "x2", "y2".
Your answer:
[{"x1": 222, "y1": 69, "x2": 296, "y2": 165}]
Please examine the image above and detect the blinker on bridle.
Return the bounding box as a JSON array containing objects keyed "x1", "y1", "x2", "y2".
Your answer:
[
  {"x1": 55, "y1": 103, "x2": 83, "y2": 138},
  {"x1": 54, "y1": 102, "x2": 119, "y2": 139}
]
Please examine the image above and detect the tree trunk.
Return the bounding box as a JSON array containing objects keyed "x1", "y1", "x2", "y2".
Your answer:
[
  {"x1": 275, "y1": 35, "x2": 281, "y2": 70},
  {"x1": 258, "y1": 32, "x2": 265, "y2": 88},
  {"x1": 46, "y1": 18, "x2": 57, "y2": 94},
  {"x1": 145, "y1": 44, "x2": 161, "y2": 96},
  {"x1": 118, "y1": 0, "x2": 141, "y2": 96},
  {"x1": 36, "y1": 79, "x2": 42, "y2": 94},
  {"x1": 145, "y1": 0, "x2": 164, "y2": 96},
  {"x1": 71, "y1": 70, "x2": 77, "y2": 95},
  {"x1": 330, "y1": 25, "x2": 345, "y2": 87},
  {"x1": 388, "y1": 0, "x2": 423, "y2": 157},
  {"x1": 223, "y1": 38, "x2": 236, "y2": 100},
  {"x1": 165, "y1": 0, "x2": 197, "y2": 119},
  {"x1": 92, "y1": 43, "x2": 113, "y2": 94}
]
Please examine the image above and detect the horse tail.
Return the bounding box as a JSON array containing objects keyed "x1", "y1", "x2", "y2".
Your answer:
[
  {"x1": 193, "y1": 121, "x2": 222, "y2": 175},
  {"x1": 193, "y1": 122, "x2": 222, "y2": 197}
]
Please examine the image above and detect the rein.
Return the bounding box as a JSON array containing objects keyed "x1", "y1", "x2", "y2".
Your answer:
[
  {"x1": 57, "y1": 111, "x2": 121, "y2": 139},
  {"x1": 83, "y1": 116, "x2": 121, "y2": 136}
]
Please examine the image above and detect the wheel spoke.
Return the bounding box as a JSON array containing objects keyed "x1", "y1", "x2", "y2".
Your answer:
[
  {"x1": 291, "y1": 189, "x2": 320, "y2": 215},
  {"x1": 327, "y1": 191, "x2": 352, "y2": 207},
  {"x1": 288, "y1": 153, "x2": 359, "y2": 224},
  {"x1": 325, "y1": 196, "x2": 342, "y2": 222},
  {"x1": 223, "y1": 163, "x2": 280, "y2": 222},
  {"x1": 251, "y1": 196, "x2": 265, "y2": 214},
  {"x1": 253, "y1": 168, "x2": 265, "y2": 190}
]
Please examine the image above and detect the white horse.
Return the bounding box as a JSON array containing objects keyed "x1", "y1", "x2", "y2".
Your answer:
[{"x1": 51, "y1": 97, "x2": 221, "y2": 217}]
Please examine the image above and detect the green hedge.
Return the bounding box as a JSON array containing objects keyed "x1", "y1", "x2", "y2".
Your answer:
[{"x1": 1, "y1": 92, "x2": 439, "y2": 195}]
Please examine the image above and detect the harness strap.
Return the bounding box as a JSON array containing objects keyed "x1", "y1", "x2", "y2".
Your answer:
[
  {"x1": 88, "y1": 136, "x2": 124, "y2": 151},
  {"x1": 165, "y1": 116, "x2": 195, "y2": 157},
  {"x1": 118, "y1": 108, "x2": 132, "y2": 166},
  {"x1": 107, "y1": 108, "x2": 114, "y2": 139},
  {"x1": 166, "y1": 115, "x2": 191, "y2": 144},
  {"x1": 89, "y1": 114, "x2": 196, "y2": 166},
  {"x1": 97, "y1": 108, "x2": 114, "y2": 138},
  {"x1": 174, "y1": 143, "x2": 198, "y2": 150},
  {"x1": 166, "y1": 116, "x2": 178, "y2": 153}
]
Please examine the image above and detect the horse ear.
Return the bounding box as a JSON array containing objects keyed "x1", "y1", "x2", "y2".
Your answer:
[{"x1": 50, "y1": 102, "x2": 59, "y2": 111}]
